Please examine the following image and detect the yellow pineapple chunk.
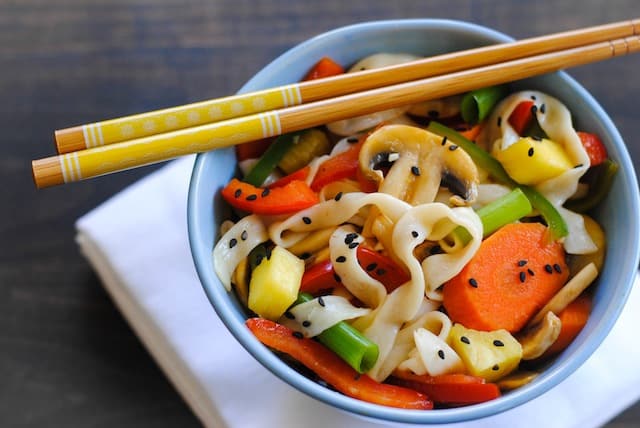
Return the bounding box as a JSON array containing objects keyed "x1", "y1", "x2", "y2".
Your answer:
[
  {"x1": 248, "y1": 246, "x2": 304, "y2": 320},
  {"x1": 448, "y1": 323, "x2": 522, "y2": 382},
  {"x1": 493, "y1": 137, "x2": 573, "y2": 185}
]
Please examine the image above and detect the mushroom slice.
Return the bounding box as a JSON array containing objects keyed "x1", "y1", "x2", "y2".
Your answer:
[
  {"x1": 359, "y1": 124, "x2": 479, "y2": 206},
  {"x1": 517, "y1": 311, "x2": 562, "y2": 360}
]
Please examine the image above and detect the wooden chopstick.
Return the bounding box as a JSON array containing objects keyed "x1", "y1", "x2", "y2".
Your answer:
[
  {"x1": 53, "y1": 19, "x2": 639, "y2": 154},
  {"x1": 32, "y1": 33, "x2": 640, "y2": 188}
]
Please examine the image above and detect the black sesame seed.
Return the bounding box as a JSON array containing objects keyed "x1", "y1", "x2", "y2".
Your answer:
[
  {"x1": 234, "y1": 188, "x2": 242, "y2": 198},
  {"x1": 531, "y1": 104, "x2": 538, "y2": 115},
  {"x1": 544, "y1": 264, "x2": 553, "y2": 274},
  {"x1": 517, "y1": 259, "x2": 528, "y2": 267},
  {"x1": 574, "y1": 164, "x2": 584, "y2": 169},
  {"x1": 318, "y1": 296, "x2": 325, "y2": 307},
  {"x1": 411, "y1": 166, "x2": 421, "y2": 176},
  {"x1": 411, "y1": 230, "x2": 419, "y2": 238},
  {"x1": 528, "y1": 268, "x2": 535, "y2": 276},
  {"x1": 284, "y1": 311, "x2": 295, "y2": 320},
  {"x1": 292, "y1": 331, "x2": 304, "y2": 339},
  {"x1": 366, "y1": 263, "x2": 377, "y2": 272},
  {"x1": 531, "y1": 95, "x2": 537, "y2": 100},
  {"x1": 492, "y1": 364, "x2": 500, "y2": 371},
  {"x1": 553, "y1": 263, "x2": 562, "y2": 273},
  {"x1": 302, "y1": 216, "x2": 312, "y2": 225},
  {"x1": 229, "y1": 238, "x2": 237, "y2": 248},
  {"x1": 376, "y1": 268, "x2": 386, "y2": 276},
  {"x1": 493, "y1": 339, "x2": 504, "y2": 347},
  {"x1": 333, "y1": 273, "x2": 342, "y2": 283},
  {"x1": 336, "y1": 256, "x2": 347, "y2": 263},
  {"x1": 348, "y1": 242, "x2": 359, "y2": 249},
  {"x1": 241, "y1": 230, "x2": 248, "y2": 241},
  {"x1": 334, "y1": 192, "x2": 343, "y2": 201},
  {"x1": 540, "y1": 103, "x2": 546, "y2": 114},
  {"x1": 246, "y1": 194, "x2": 258, "y2": 201},
  {"x1": 528, "y1": 147, "x2": 535, "y2": 157},
  {"x1": 519, "y1": 271, "x2": 526, "y2": 283},
  {"x1": 344, "y1": 233, "x2": 358, "y2": 244},
  {"x1": 448, "y1": 144, "x2": 459, "y2": 151},
  {"x1": 347, "y1": 137, "x2": 359, "y2": 144},
  {"x1": 460, "y1": 336, "x2": 470, "y2": 344},
  {"x1": 497, "y1": 116, "x2": 502, "y2": 127},
  {"x1": 300, "y1": 252, "x2": 311, "y2": 260},
  {"x1": 354, "y1": 373, "x2": 361, "y2": 381},
  {"x1": 469, "y1": 278, "x2": 478, "y2": 288},
  {"x1": 437, "y1": 349, "x2": 445, "y2": 360},
  {"x1": 261, "y1": 188, "x2": 270, "y2": 197},
  {"x1": 302, "y1": 320, "x2": 311, "y2": 327},
  {"x1": 441, "y1": 136, "x2": 448, "y2": 146}
]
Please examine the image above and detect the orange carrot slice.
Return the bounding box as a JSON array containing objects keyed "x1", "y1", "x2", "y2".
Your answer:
[{"x1": 443, "y1": 222, "x2": 569, "y2": 333}]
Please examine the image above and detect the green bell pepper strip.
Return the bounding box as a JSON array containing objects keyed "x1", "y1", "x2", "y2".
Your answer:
[
  {"x1": 293, "y1": 293, "x2": 379, "y2": 373},
  {"x1": 427, "y1": 121, "x2": 568, "y2": 240},
  {"x1": 460, "y1": 85, "x2": 507, "y2": 125},
  {"x1": 565, "y1": 159, "x2": 618, "y2": 213},
  {"x1": 244, "y1": 132, "x2": 300, "y2": 186}
]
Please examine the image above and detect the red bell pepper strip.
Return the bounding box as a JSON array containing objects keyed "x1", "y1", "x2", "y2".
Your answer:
[
  {"x1": 221, "y1": 178, "x2": 318, "y2": 215},
  {"x1": 267, "y1": 166, "x2": 311, "y2": 189},
  {"x1": 310, "y1": 140, "x2": 364, "y2": 191},
  {"x1": 246, "y1": 318, "x2": 433, "y2": 409},
  {"x1": 577, "y1": 131, "x2": 608, "y2": 166},
  {"x1": 301, "y1": 246, "x2": 410, "y2": 294},
  {"x1": 390, "y1": 372, "x2": 501, "y2": 407},
  {"x1": 303, "y1": 56, "x2": 345, "y2": 81},
  {"x1": 507, "y1": 100, "x2": 535, "y2": 135}
]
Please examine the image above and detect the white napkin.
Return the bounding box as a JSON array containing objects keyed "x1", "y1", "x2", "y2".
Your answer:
[{"x1": 76, "y1": 157, "x2": 640, "y2": 428}]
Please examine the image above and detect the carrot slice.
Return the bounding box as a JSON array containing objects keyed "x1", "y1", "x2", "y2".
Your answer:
[
  {"x1": 221, "y1": 178, "x2": 318, "y2": 215},
  {"x1": 443, "y1": 222, "x2": 569, "y2": 333},
  {"x1": 246, "y1": 318, "x2": 433, "y2": 409},
  {"x1": 508, "y1": 100, "x2": 535, "y2": 135},
  {"x1": 390, "y1": 372, "x2": 501, "y2": 406},
  {"x1": 541, "y1": 295, "x2": 592, "y2": 358}
]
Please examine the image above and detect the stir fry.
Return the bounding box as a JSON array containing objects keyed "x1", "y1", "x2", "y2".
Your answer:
[{"x1": 212, "y1": 54, "x2": 614, "y2": 409}]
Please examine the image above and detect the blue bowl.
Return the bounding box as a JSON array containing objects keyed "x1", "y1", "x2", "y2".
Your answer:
[{"x1": 188, "y1": 19, "x2": 640, "y2": 424}]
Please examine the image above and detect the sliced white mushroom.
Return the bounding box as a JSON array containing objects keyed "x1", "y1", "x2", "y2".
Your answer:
[
  {"x1": 358, "y1": 124, "x2": 479, "y2": 206},
  {"x1": 517, "y1": 311, "x2": 562, "y2": 360}
]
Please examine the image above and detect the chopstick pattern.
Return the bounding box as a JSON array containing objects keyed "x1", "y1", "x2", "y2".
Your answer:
[{"x1": 32, "y1": 20, "x2": 640, "y2": 188}]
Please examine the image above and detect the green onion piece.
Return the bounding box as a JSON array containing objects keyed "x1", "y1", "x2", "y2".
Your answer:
[
  {"x1": 453, "y1": 188, "x2": 533, "y2": 244},
  {"x1": 244, "y1": 132, "x2": 300, "y2": 186},
  {"x1": 427, "y1": 121, "x2": 568, "y2": 240},
  {"x1": 565, "y1": 159, "x2": 618, "y2": 213},
  {"x1": 295, "y1": 293, "x2": 379, "y2": 373},
  {"x1": 461, "y1": 85, "x2": 507, "y2": 125}
]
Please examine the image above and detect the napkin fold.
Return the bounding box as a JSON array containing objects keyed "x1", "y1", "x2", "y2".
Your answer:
[{"x1": 76, "y1": 157, "x2": 640, "y2": 428}]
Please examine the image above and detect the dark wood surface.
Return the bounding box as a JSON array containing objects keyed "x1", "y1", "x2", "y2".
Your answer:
[{"x1": 2, "y1": 1, "x2": 638, "y2": 426}]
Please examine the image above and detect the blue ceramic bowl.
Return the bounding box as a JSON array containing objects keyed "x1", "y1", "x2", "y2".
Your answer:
[{"x1": 188, "y1": 19, "x2": 640, "y2": 424}]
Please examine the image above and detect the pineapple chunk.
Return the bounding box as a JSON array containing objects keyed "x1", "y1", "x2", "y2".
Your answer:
[
  {"x1": 448, "y1": 323, "x2": 522, "y2": 382},
  {"x1": 248, "y1": 246, "x2": 304, "y2": 320},
  {"x1": 493, "y1": 137, "x2": 573, "y2": 185}
]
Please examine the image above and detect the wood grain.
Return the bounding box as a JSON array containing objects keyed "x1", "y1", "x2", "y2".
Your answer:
[{"x1": 1, "y1": 0, "x2": 638, "y2": 426}]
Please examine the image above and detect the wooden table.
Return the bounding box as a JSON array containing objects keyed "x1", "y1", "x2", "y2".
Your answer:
[{"x1": 2, "y1": 1, "x2": 638, "y2": 426}]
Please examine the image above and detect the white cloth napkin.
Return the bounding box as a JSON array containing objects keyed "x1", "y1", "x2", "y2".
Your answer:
[{"x1": 75, "y1": 157, "x2": 640, "y2": 428}]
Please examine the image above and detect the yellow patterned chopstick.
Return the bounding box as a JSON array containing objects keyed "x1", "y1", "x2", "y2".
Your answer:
[
  {"x1": 32, "y1": 35, "x2": 640, "y2": 188},
  {"x1": 53, "y1": 19, "x2": 639, "y2": 154}
]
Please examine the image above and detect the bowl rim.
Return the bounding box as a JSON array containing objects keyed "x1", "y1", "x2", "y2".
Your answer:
[{"x1": 188, "y1": 18, "x2": 640, "y2": 424}]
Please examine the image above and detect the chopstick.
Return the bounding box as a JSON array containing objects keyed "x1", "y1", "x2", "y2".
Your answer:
[
  {"x1": 32, "y1": 29, "x2": 640, "y2": 188},
  {"x1": 53, "y1": 19, "x2": 639, "y2": 154}
]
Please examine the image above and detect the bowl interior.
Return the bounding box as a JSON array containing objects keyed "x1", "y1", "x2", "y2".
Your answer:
[{"x1": 188, "y1": 19, "x2": 640, "y2": 424}]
